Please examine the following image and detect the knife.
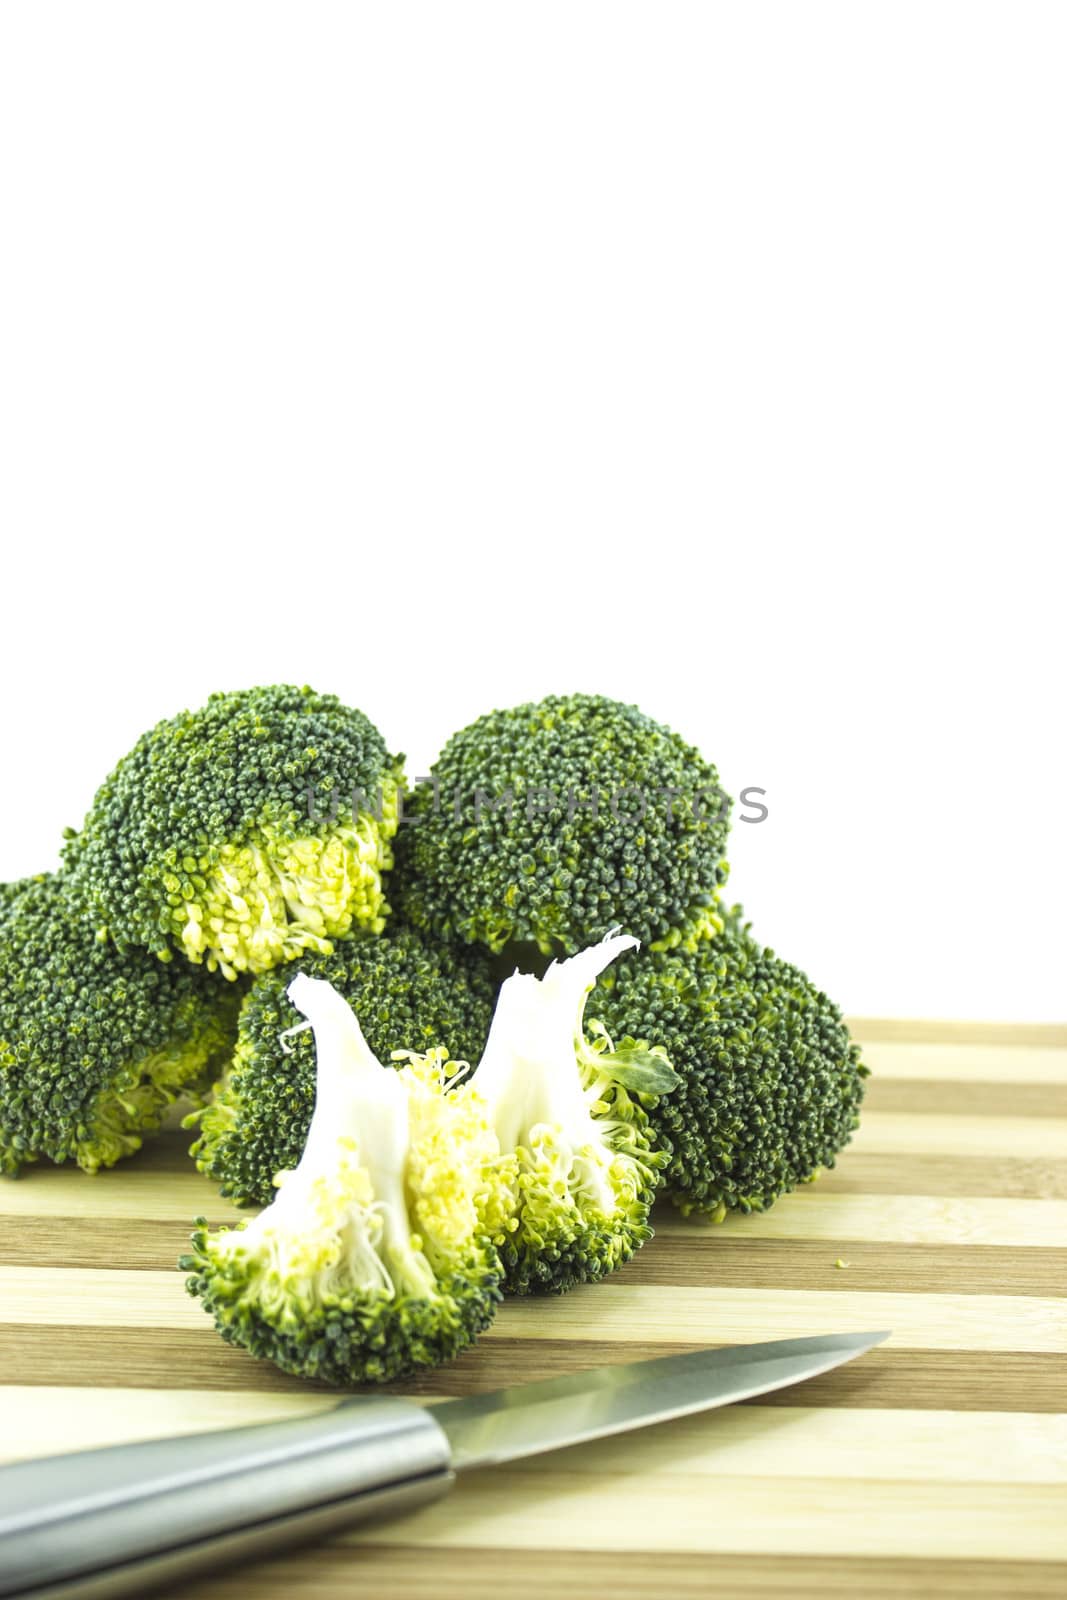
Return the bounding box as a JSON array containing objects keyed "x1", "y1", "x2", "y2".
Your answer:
[{"x1": 0, "y1": 1329, "x2": 888, "y2": 1600}]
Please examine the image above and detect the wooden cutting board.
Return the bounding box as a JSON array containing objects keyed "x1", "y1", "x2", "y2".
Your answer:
[{"x1": 2, "y1": 1019, "x2": 1065, "y2": 1599}]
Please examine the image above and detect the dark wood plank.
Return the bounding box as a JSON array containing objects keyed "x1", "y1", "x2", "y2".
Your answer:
[
  {"x1": 864, "y1": 1079, "x2": 1067, "y2": 1119},
  {"x1": 176, "y1": 1545, "x2": 1067, "y2": 1600},
  {"x1": 5, "y1": 1219, "x2": 1063, "y2": 1299},
  {"x1": 815, "y1": 1153, "x2": 1067, "y2": 1200},
  {"x1": 2, "y1": 1330, "x2": 1063, "y2": 1411}
]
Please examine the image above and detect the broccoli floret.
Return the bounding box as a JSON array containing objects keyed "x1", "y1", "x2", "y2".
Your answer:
[
  {"x1": 63, "y1": 685, "x2": 403, "y2": 980},
  {"x1": 0, "y1": 875, "x2": 238, "y2": 1177},
  {"x1": 456, "y1": 933, "x2": 678, "y2": 1294},
  {"x1": 392, "y1": 693, "x2": 730, "y2": 956},
  {"x1": 189, "y1": 928, "x2": 498, "y2": 1207},
  {"x1": 593, "y1": 910, "x2": 869, "y2": 1218},
  {"x1": 183, "y1": 974, "x2": 507, "y2": 1384}
]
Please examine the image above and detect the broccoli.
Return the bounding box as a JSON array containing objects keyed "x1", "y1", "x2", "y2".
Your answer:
[
  {"x1": 63, "y1": 685, "x2": 403, "y2": 980},
  {"x1": 183, "y1": 974, "x2": 507, "y2": 1384},
  {"x1": 188, "y1": 928, "x2": 498, "y2": 1208},
  {"x1": 453, "y1": 932, "x2": 678, "y2": 1294},
  {"x1": 392, "y1": 693, "x2": 730, "y2": 956},
  {"x1": 0, "y1": 875, "x2": 238, "y2": 1177},
  {"x1": 593, "y1": 910, "x2": 869, "y2": 1218}
]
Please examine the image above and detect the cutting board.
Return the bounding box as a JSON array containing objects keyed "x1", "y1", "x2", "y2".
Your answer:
[{"x1": 2, "y1": 1019, "x2": 1065, "y2": 1599}]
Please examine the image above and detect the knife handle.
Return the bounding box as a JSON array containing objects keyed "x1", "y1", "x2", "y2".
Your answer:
[{"x1": 0, "y1": 1394, "x2": 453, "y2": 1600}]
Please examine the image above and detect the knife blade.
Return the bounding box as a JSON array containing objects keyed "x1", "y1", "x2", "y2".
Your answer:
[
  {"x1": 434, "y1": 1329, "x2": 891, "y2": 1468},
  {"x1": 0, "y1": 1329, "x2": 888, "y2": 1600}
]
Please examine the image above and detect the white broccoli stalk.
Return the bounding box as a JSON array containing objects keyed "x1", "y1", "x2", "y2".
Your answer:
[
  {"x1": 183, "y1": 973, "x2": 505, "y2": 1384},
  {"x1": 268, "y1": 973, "x2": 435, "y2": 1301},
  {"x1": 468, "y1": 932, "x2": 677, "y2": 1294}
]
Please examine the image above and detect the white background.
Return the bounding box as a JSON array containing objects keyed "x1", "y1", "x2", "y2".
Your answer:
[{"x1": 0, "y1": 3, "x2": 1062, "y2": 1020}]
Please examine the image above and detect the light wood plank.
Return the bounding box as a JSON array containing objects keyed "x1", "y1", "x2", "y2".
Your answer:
[
  {"x1": 4, "y1": 1109, "x2": 1054, "y2": 1211},
  {"x1": 0, "y1": 1169, "x2": 240, "y2": 1223},
  {"x1": 1, "y1": 1267, "x2": 1062, "y2": 1352},
  {"x1": 0, "y1": 1387, "x2": 340, "y2": 1461},
  {"x1": 6, "y1": 1186, "x2": 1063, "y2": 1254},
  {"x1": 3, "y1": 1389, "x2": 1064, "y2": 1485},
  {"x1": 493, "y1": 1284, "x2": 1066, "y2": 1353},
  {"x1": 345, "y1": 1471, "x2": 1067, "y2": 1559},
  {"x1": 859, "y1": 1041, "x2": 1067, "y2": 1086},
  {"x1": 661, "y1": 1192, "x2": 1067, "y2": 1248},
  {"x1": 851, "y1": 1112, "x2": 1067, "y2": 1159},
  {"x1": 847, "y1": 1019, "x2": 1067, "y2": 1048}
]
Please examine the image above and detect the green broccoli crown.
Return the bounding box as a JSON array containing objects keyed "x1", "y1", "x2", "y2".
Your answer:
[
  {"x1": 189, "y1": 927, "x2": 498, "y2": 1208},
  {"x1": 184, "y1": 974, "x2": 506, "y2": 1385},
  {"x1": 593, "y1": 910, "x2": 869, "y2": 1218},
  {"x1": 63, "y1": 685, "x2": 404, "y2": 979},
  {"x1": 392, "y1": 693, "x2": 730, "y2": 956},
  {"x1": 0, "y1": 874, "x2": 238, "y2": 1177},
  {"x1": 462, "y1": 934, "x2": 678, "y2": 1295}
]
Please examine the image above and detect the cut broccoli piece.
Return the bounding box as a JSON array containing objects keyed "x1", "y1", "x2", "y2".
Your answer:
[
  {"x1": 593, "y1": 909, "x2": 869, "y2": 1218},
  {"x1": 183, "y1": 974, "x2": 507, "y2": 1384},
  {"x1": 63, "y1": 685, "x2": 403, "y2": 979},
  {"x1": 0, "y1": 875, "x2": 238, "y2": 1177},
  {"x1": 189, "y1": 928, "x2": 498, "y2": 1208},
  {"x1": 458, "y1": 932, "x2": 677, "y2": 1294},
  {"x1": 392, "y1": 693, "x2": 730, "y2": 956}
]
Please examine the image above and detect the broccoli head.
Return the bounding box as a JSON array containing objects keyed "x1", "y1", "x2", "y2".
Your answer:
[
  {"x1": 392, "y1": 693, "x2": 730, "y2": 956},
  {"x1": 183, "y1": 974, "x2": 507, "y2": 1384},
  {"x1": 0, "y1": 875, "x2": 238, "y2": 1176},
  {"x1": 189, "y1": 927, "x2": 498, "y2": 1207},
  {"x1": 63, "y1": 685, "x2": 403, "y2": 980},
  {"x1": 451, "y1": 932, "x2": 677, "y2": 1294},
  {"x1": 593, "y1": 910, "x2": 869, "y2": 1218}
]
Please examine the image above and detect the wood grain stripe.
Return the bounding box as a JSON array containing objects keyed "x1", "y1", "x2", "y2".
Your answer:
[
  {"x1": 2, "y1": 1022, "x2": 1064, "y2": 1597},
  {"x1": 4, "y1": 1389, "x2": 1063, "y2": 1484},
  {"x1": 858, "y1": 1041, "x2": 1067, "y2": 1083},
  {"x1": 338, "y1": 1470, "x2": 1067, "y2": 1558},
  {"x1": 848, "y1": 1019, "x2": 1067, "y2": 1047},
  {"x1": 815, "y1": 1153, "x2": 1067, "y2": 1200},
  {"x1": 2, "y1": 1331, "x2": 1062, "y2": 1411},
  {"x1": 850, "y1": 1113, "x2": 1067, "y2": 1159},
  {"x1": 489, "y1": 1284, "x2": 1067, "y2": 1351},
  {"x1": 3, "y1": 1139, "x2": 1064, "y2": 1232},
  {"x1": 6, "y1": 1152, "x2": 1064, "y2": 1231},
  {"x1": 620, "y1": 1239, "x2": 1067, "y2": 1297},
  {"x1": 4, "y1": 1219, "x2": 1063, "y2": 1299},
  {"x1": 170, "y1": 1547, "x2": 1067, "y2": 1600},
  {"x1": 10, "y1": 1188, "x2": 1067, "y2": 1257},
  {"x1": 662, "y1": 1192, "x2": 1067, "y2": 1247},
  {"x1": 865, "y1": 1078, "x2": 1067, "y2": 1118},
  {"x1": 0, "y1": 1169, "x2": 242, "y2": 1223},
  {"x1": 6, "y1": 1107, "x2": 1055, "y2": 1200},
  {"x1": 1, "y1": 1267, "x2": 1062, "y2": 1350}
]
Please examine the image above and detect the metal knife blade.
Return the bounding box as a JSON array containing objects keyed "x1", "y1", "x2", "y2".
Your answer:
[
  {"x1": 0, "y1": 1330, "x2": 889, "y2": 1600},
  {"x1": 435, "y1": 1330, "x2": 891, "y2": 1469}
]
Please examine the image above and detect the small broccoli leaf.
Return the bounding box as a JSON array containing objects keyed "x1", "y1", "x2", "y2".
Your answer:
[{"x1": 600, "y1": 1036, "x2": 680, "y2": 1095}]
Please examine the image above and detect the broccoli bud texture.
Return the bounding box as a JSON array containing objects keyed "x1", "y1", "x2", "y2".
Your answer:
[
  {"x1": 393, "y1": 693, "x2": 730, "y2": 956},
  {"x1": 0, "y1": 875, "x2": 237, "y2": 1176},
  {"x1": 183, "y1": 974, "x2": 507, "y2": 1384},
  {"x1": 461, "y1": 932, "x2": 678, "y2": 1294},
  {"x1": 64, "y1": 685, "x2": 403, "y2": 979}
]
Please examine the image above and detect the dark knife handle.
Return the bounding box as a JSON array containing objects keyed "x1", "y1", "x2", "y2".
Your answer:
[{"x1": 0, "y1": 1395, "x2": 453, "y2": 1600}]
